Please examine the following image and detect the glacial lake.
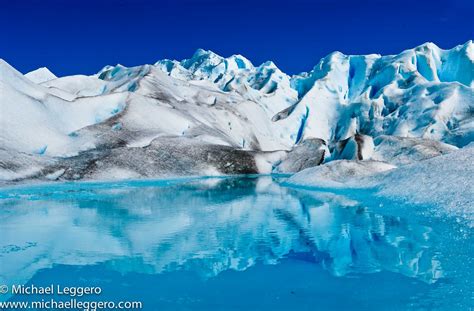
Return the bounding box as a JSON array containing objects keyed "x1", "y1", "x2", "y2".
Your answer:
[{"x1": 0, "y1": 176, "x2": 472, "y2": 310}]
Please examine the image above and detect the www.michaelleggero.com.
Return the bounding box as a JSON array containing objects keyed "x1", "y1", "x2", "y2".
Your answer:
[
  {"x1": 0, "y1": 299, "x2": 143, "y2": 310},
  {"x1": 0, "y1": 284, "x2": 143, "y2": 310}
]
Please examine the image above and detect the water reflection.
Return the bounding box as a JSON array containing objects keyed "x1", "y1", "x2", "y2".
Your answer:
[{"x1": 0, "y1": 176, "x2": 443, "y2": 292}]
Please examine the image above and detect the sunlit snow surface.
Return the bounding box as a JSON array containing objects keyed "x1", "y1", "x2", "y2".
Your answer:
[
  {"x1": 0, "y1": 176, "x2": 472, "y2": 310},
  {"x1": 287, "y1": 146, "x2": 474, "y2": 227},
  {"x1": 1, "y1": 41, "x2": 473, "y2": 182},
  {"x1": 2, "y1": 41, "x2": 473, "y2": 158}
]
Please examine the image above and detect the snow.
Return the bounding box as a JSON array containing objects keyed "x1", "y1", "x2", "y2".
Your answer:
[
  {"x1": 86, "y1": 167, "x2": 143, "y2": 181},
  {"x1": 254, "y1": 151, "x2": 287, "y2": 174},
  {"x1": 25, "y1": 67, "x2": 57, "y2": 83},
  {"x1": 286, "y1": 160, "x2": 396, "y2": 188},
  {"x1": 0, "y1": 59, "x2": 130, "y2": 156},
  {"x1": 0, "y1": 149, "x2": 54, "y2": 182},
  {"x1": 0, "y1": 166, "x2": 43, "y2": 181},
  {"x1": 373, "y1": 146, "x2": 474, "y2": 226},
  {"x1": 275, "y1": 41, "x2": 474, "y2": 147},
  {"x1": 372, "y1": 135, "x2": 458, "y2": 165},
  {"x1": 0, "y1": 41, "x2": 472, "y2": 182},
  {"x1": 286, "y1": 146, "x2": 474, "y2": 226},
  {"x1": 156, "y1": 40, "x2": 474, "y2": 151},
  {"x1": 45, "y1": 169, "x2": 66, "y2": 180},
  {"x1": 41, "y1": 74, "x2": 108, "y2": 97}
]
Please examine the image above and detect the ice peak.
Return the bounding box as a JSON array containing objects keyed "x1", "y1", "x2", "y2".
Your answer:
[
  {"x1": 25, "y1": 67, "x2": 57, "y2": 84},
  {"x1": 410, "y1": 41, "x2": 471, "y2": 56},
  {"x1": 0, "y1": 58, "x2": 16, "y2": 72},
  {"x1": 417, "y1": 41, "x2": 438, "y2": 49},
  {"x1": 260, "y1": 60, "x2": 277, "y2": 69},
  {"x1": 193, "y1": 48, "x2": 217, "y2": 58},
  {"x1": 0, "y1": 58, "x2": 30, "y2": 84},
  {"x1": 228, "y1": 54, "x2": 254, "y2": 70},
  {"x1": 182, "y1": 48, "x2": 223, "y2": 69},
  {"x1": 327, "y1": 51, "x2": 347, "y2": 58},
  {"x1": 464, "y1": 40, "x2": 474, "y2": 60},
  {"x1": 412, "y1": 42, "x2": 443, "y2": 56}
]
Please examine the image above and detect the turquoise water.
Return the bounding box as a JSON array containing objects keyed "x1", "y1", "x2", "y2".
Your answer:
[{"x1": 0, "y1": 176, "x2": 472, "y2": 310}]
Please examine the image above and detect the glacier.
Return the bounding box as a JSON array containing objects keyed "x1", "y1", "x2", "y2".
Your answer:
[
  {"x1": 287, "y1": 145, "x2": 474, "y2": 225},
  {"x1": 0, "y1": 41, "x2": 473, "y2": 189},
  {"x1": 1, "y1": 41, "x2": 473, "y2": 309}
]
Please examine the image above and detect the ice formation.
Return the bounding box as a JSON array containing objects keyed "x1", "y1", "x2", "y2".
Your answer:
[
  {"x1": 24, "y1": 67, "x2": 57, "y2": 84},
  {"x1": 286, "y1": 146, "x2": 474, "y2": 226},
  {"x1": 0, "y1": 41, "x2": 473, "y2": 182}
]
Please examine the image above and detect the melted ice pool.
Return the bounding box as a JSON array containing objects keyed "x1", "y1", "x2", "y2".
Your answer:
[{"x1": 0, "y1": 176, "x2": 472, "y2": 310}]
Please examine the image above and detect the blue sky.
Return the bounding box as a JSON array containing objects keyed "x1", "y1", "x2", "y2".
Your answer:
[{"x1": 1, "y1": 0, "x2": 473, "y2": 76}]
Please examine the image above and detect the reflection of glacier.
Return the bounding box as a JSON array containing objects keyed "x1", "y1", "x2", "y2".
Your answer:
[{"x1": 0, "y1": 177, "x2": 442, "y2": 288}]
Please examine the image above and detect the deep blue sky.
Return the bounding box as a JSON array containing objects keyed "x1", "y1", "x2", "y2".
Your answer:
[{"x1": 1, "y1": 0, "x2": 472, "y2": 76}]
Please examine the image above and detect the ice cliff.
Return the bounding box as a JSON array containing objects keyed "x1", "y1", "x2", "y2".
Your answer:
[{"x1": 0, "y1": 41, "x2": 472, "y2": 182}]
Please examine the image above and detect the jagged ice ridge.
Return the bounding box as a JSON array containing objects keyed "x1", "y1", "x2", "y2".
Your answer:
[{"x1": 0, "y1": 40, "x2": 473, "y2": 183}]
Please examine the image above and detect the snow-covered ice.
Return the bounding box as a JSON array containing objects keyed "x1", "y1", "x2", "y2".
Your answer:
[
  {"x1": 372, "y1": 135, "x2": 458, "y2": 165},
  {"x1": 0, "y1": 41, "x2": 473, "y2": 183},
  {"x1": 374, "y1": 146, "x2": 474, "y2": 225},
  {"x1": 286, "y1": 160, "x2": 397, "y2": 188},
  {"x1": 25, "y1": 67, "x2": 57, "y2": 83},
  {"x1": 286, "y1": 146, "x2": 474, "y2": 226}
]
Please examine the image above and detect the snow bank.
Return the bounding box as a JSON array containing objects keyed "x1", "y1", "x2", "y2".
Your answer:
[
  {"x1": 286, "y1": 160, "x2": 396, "y2": 188},
  {"x1": 372, "y1": 135, "x2": 458, "y2": 165},
  {"x1": 373, "y1": 146, "x2": 474, "y2": 225},
  {"x1": 25, "y1": 67, "x2": 57, "y2": 83},
  {"x1": 287, "y1": 146, "x2": 474, "y2": 226}
]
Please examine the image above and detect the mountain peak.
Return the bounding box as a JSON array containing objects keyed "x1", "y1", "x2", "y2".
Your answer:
[
  {"x1": 0, "y1": 58, "x2": 35, "y2": 86},
  {"x1": 0, "y1": 58, "x2": 17, "y2": 73},
  {"x1": 182, "y1": 48, "x2": 223, "y2": 69},
  {"x1": 25, "y1": 67, "x2": 57, "y2": 84},
  {"x1": 193, "y1": 48, "x2": 218, "y2": 58}
]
